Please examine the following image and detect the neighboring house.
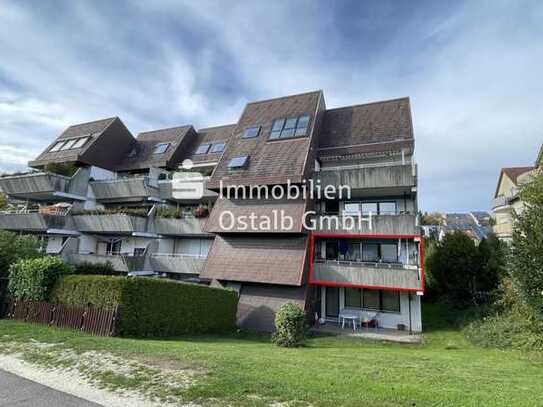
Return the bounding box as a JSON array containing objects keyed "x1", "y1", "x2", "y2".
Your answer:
[
  {"x1": 0, "y1": 91, "x2": 424, "y2": 332},
  {"x1": 492, "y1": 145, "x2": 542, "y2": 240},
  {"x1": 421, "y1": 211, "x2": 493, "y2": 244}
]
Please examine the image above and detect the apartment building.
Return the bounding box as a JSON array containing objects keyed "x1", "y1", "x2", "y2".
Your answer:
[
  {"x1": 492, "y1": 145, "x2": 542, "y2": 240},
  {"x1": 0, "y1": 91, "x2": 423, "y2": 332}
]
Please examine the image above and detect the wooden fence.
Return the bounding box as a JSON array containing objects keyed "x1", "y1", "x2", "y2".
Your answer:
[{"x1": 2, "y1": 300, "x2": 118, "y2": 337}]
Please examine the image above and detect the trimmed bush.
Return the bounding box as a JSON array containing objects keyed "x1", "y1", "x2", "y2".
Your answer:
[
  {"x1": 8, "y1": 256, "x2": 73, "y2": 301},
  {"x1": 73, "y1": 261, "x2": 119, "y2": 276},
  {"x1": 51, "y1": 275, "x2": 239, "y2": 337},
  {"x1": 272, "y1": 303, "x2": 307, "y2": 347}
]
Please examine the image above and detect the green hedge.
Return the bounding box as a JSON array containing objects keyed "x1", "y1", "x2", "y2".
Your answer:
[
  {"x1": 73, "y1": 261, "x2": 120, "y2": 276},
  {"x1": 51, "y1": 275, "x2": 238, "y2": 337}
]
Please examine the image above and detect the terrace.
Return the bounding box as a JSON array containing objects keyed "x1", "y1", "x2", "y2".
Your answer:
[
  {"x1": 149, "y1": 253, "x2": 206, "y2": 276},
  {"x1": 90, "y1": 176, "x2": 161, "y2": 203}
]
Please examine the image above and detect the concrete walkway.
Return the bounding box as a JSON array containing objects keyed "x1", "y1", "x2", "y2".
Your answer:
[
  {"x1": 0, "y1": 369, "x2": 101, "y2": 407},
  {"x1": 311, "y1": 324, "x2": 422, "y2": 343}
]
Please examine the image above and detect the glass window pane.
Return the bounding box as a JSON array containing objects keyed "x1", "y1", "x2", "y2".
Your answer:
[
  {"x1": 343, "y1": 203, "x2": 360, "y2": 215},
  {"x1": 153, "y1": 143, "x2": 170, "y2": 154},
  {"x1": 49, "y1": 141, "x2": 65, "y2": 152},
  {"x1": 325, "y1": 199, "x2": 340, "y2": 213},
  {"x1": 346, "y1": 241, "x2": 361, "y2": 261},
  {"x1": 270, "y1": 130, "x2": 282, "y2": 139},
  {"x1": 381, "y1": 244, "x2": 398, "y2": 263},
  {"x1": 294, "y1": 127, "x2": 308, "y2": 136},
  {"x1": 362, "y1": 244, "x2": 379, "y2": 262},
  {"x1": 280, "y1": 128, "x2": 295, "y2": 138},
  {"x1": 381, "y1": 290, "x2": 400, "y2": 312},
  {"x1": 60, "y1": 139, "x2": 77, "y2": 150},
  {"x1": 272, "y1": 119, "x2": 285, "y2": 131},
  {"x1": 210, "y1": 142, "x2": 225, "y2": 153},
  {"x1": 361, "y1": 203, "x2": 378, "y2": 215},
  {"x1": 284, "y1": 118, "x2": 297, "y2": 129},
  {"x1": 195, "y1": 143, "x2": 211, "y2": 155},
  {"x1": 228, "y1": 155, "x2": 248, "y2": 168},
  {"x1": 379, "y1": 202, "x2": 397, "y2": 215},
  {"x1": 243, "y1": 126, "x2": 260, "y2": 139},
  {"x1": 363, "y1": 289, "x2": 380, "y2": 310},
  {"x1": 71, "y1": 137, "x2": 89, "y2": 149},
  {"x1": 325, "y1": 240, "x2": 338, "y2": 260},
  {"x1": 345, "y1": 288, "x2": 362, "y2": 308},
  {"x1": 296, "y1": 115, "x2": 310, "y2": 129}
]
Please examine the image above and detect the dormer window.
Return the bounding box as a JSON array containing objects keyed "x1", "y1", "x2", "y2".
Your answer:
[
  {"x1": 60, "y1": 139, "x2": 78, "y2": 150},
  {"x1": 228, "y1": 155, "x2": 249, "y2": 169},
  {"x1": 153, "y1": 142, "x2": 170, "y2": 154},
  {"x1": 195, "y1": 143, "x2": 211, "y2": 155},
  {"x1": 49, "y1": 136, "x2": 90, "y2": 152},
  {"x1": 269, "y1": 114, "x2": 310, "y2": 140},
  {"x1": 210, "y1": 142, "x2": 226, "y2": 153},
  {"x1": 243, "y1": 126, "x2": 261, "y2": 139},
  {"x1": 71, "y1": 137, "x2": 89, "y2": 149}
]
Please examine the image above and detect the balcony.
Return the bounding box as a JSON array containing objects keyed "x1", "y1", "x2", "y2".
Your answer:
[
  {"x1": 149, "y1": 253, "x2": 206, "y2": 275},
  {"x1": 154, "y1": 216, "x2": 209, "y2": 236},
  {"x1": 0, "y1": 211, "x2": 72, "y2": 233},
  {"x1": 493, "y1": 222, "x2": 513, "y2": 239},
  {"x1": 72, "y1": 214, "x2": 148, "y2": 235},
  {"x1": 68, "y1": 253, "x2": 145, "y2": 272},
  {"x1": 316, "y1": 164, "x2": 416, "y2": 195},
  {"x1": 0, "y1": 170, "x2": 88, "y2": 201},
  {"x1": 311, "y1": 213, "x2": 418, "y2": 235},
  {"x1": 90, "y1": 177, "x2": 161, "y2": 203},
  {"x1": 312, "y1": 259, "x2": 422, "y2": 291}
]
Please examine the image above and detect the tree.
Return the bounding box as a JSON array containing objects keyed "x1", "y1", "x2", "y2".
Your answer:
[
  {"x1": 426, "y1": 231, "x2": 504, "y2": 306},
  {"x1": 0, "y1": 231, "x2": 41, "y2": 278},
  {"x1": 510, "y1": 171, "x2": 543, "y2": 318},
  {"x1": 0, "y1": 193, "x2": 7, "y2": 211},
  {"x1": 421, "y1": 212, "x2": 443, "y2": 225}
]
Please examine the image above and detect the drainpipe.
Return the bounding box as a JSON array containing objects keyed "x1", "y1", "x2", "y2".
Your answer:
[{"x1": 408, "y1": 292, "x2": 412, "y2": 334}]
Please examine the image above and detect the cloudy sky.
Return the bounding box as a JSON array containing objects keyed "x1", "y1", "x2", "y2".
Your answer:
[{"x1": 1, "y1": 0, "x2": 542, "y2": 212}]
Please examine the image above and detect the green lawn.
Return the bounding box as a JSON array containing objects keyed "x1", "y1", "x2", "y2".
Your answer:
[{"x1": 0, "y1": 303, "x2": 542, "y2": 406}]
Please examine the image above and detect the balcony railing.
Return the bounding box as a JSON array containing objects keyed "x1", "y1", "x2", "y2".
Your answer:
[
  {"x1": 311, "y1": 213, "x2": 418, "y2": 235},
  {"x1": 90, "y1": 176, "x2": 161, "y2": 202},
  {"x1": 154, "y1": 216, "x2": 209, "y2": 236},
  {"x1": 72, "y1": 214, "x2": 148, "y2": 234},
  {"x1": 158, "y1": 179, "x2": 218, "y2": 202},
  {"x1": 149, "y1": 253, "x2": 206, "y2": 275},
  {"x1": 68, "y1": 253, "x2": 145, "y2": 272},
  {"x1": 0, "y1": 171, "x2": 87, "y2": 201},
  {"x1": 312, "y1": 259, "x2": 422, "y2": 290},
  {"x1": 0, "y1": 207, "x2": 73, "y2": 232},
  {"x1": 316, "y1": 163, "x2": 416, "y2": 192}
]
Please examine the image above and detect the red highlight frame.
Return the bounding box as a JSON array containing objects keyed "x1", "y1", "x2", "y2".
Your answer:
[{"x1": 308, "y1": 232, "x2": 425, "y2": 293}]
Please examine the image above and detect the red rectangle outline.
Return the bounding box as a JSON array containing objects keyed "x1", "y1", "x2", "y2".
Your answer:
[{"x1": 308, "y1": 232, "x2": 425, "y2": 293}]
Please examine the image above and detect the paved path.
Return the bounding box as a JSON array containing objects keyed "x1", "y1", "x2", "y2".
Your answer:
[{"x1": 0, "y1": 369, "x2": 101, "y2": 406}]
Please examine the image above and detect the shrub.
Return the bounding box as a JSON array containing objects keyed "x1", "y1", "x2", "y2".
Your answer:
[
  {"x1": 73, "y1": 261, "x2": 119, "y2": 276},
  {"x1": 0, "y1": 231, "x2": 41, "y2": 277},
  {"x1": 8, "y1": 256, "x2": 73, "y2": 301},
  {"x1": 272, "y1": 303, "x2": 307, "y2": 347},
  {"x1": 51, "y1": 275, "x2": 239, "y2": 336},
  {"x1": 44, "y1": 162, "x2": 78, "y2": 177}
]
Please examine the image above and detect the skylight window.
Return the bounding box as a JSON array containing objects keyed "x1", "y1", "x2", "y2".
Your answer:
[
  {"x1": 228, "y1": 155, "x2": 249, "y2": 169},
  {"x1": 49, "y1": 141, "x2": 66, "y2": 152},
  {"x1": 210, "y1": 142, "x2": 226, "y2": 153},
  {"x1": 71, "y1": 137, "x2": 89, "y2": 149},
  {"x1": 153, "y1": 142, "x2": 170, "y2": 155},
  {"x1": 195, "y1": 143, "x2": 211, "y2": 155},
  {"x1": 269, "y1": 115, "x2": 311, "y2": 140},
  {"x1": 243, "y1": 126, "x2": 261, "y2": 139},
  {"x1": 59, "y1": 139, "x2": 77, "y2": 150}
]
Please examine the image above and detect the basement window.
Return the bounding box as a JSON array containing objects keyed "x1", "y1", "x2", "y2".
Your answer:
[
  {"x1": 153, "y1": 143, "x2": 170, "y2": 155},
  {"x1": 243, "y1": 126, "x2": 261, "y2": 139},
  {"x1": 228, "y1": 155, "x2": 249, "y2": 169},
  {"x1": 195, "y1": 143, "x2": 211, "y2": 155}
]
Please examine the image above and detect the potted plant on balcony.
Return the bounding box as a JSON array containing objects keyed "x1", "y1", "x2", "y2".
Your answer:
[{"x1": 193, "y1": 204, "x2": 209, "y2": 218}]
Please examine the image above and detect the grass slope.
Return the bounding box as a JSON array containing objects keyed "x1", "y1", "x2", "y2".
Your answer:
[{"x1": 0, "y1": 303, "x2": 542, "y2": 406}]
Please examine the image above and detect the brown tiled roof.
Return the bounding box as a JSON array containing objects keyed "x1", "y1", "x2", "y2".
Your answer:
[
  {"x1": 114, "y1": 125, "x2": 195, "y2": 171},
  {"x1": 185, "y1": 124, "x2": 236, "y2": 164},
  {"x1": 207, "y1": 91, "x2": 323, "y2": 188},
  {"x1": 29, "y1": 117, "x2": 119, "y2": 167},
  {"x1": 319, "y1": 98, "x2": 414, "y2": 157},
  {"x1": 502, "y1": 167, "x2": 534, "y2": 184},
  {"x1": 205, "y1": 197, "x2": 308, "y2": 233},
  {"x1": 201, "y1": 235, "x2": 308, "y2": 285}
]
